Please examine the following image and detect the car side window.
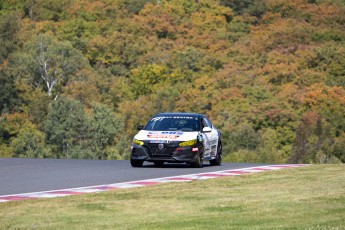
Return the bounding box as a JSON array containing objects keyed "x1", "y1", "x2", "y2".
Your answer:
[{"x1": 202, "y1": 118, "x2": 212, "y2": 128}]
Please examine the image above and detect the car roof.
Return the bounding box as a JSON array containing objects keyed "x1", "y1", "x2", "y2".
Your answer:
[{"x1": 154, "y1": 112, "x2": 204, "y2": 118}]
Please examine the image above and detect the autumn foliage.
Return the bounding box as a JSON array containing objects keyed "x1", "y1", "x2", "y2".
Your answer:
[{"x1": 0, "y1": 0, "x2": 344, "y2": 163}]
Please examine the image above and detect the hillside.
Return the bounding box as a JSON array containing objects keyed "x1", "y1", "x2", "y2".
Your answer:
[{"x1": 0, "y1": 0, "x2": 344, "y2": 163}]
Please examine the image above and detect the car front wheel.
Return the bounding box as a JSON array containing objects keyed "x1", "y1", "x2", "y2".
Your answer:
[
  {"x1": 210, "y1": 141, "x2": 222, "y2": 166},
  {"x1": 130, "y1": 157, "x2": 144, "y2": 167},
  {"x1": 192, "y1": 145, "x2": 203, "y2": 168}
]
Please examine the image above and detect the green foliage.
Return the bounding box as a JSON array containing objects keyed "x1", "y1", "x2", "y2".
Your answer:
[
  {"x1": 56, "y1": 19, "x2": 98, "y2": 54},
  {"x1": 109, "y1": 136, "x2": 132, "y2": 160},
  {"x1": 0, "y1": 144, "x2": 13, "y2": 157},
  {"x1": 330, "y1": 135, "x2": 345, "y2": 162},
  {"x1": 223, "y1": 148, "x2": 258, "y2": 163},
  {"x1": 45, "y1": 97, "x2": 88, "y2": 158},
  {"x1": 170, "y1": 47, "x2": 203, "y2": 72},
  {"x1": 316, "y1": 0, "x2": 345, "y2": 6},
  {"x1": 0, "y1": 69, "x2": 20, "y2": 114},
  {"x1": 0, "y1": 0, "x2": 26, "y2": 15},
  {"x1": 0, "y1": 13, "x2": 20, "y2": 64},
  {"x1": 256, "y1": 128, "x2": 285, "y2": 163},
  {"x1": 227, "y1": 16, "x2": 251, "y2": 42},
  {"x1": 11, "y1": 126, "x2": 47, "y2": 158},
  {"x1": 0, "y1": 113, "x2": 31, "y2": 143},
  {"x1": 289, "y1": 111, "x2": 342, "y2": 163},
  {"x1": 11, "y1": 34, "x2": 88, "y2": 98},
  {"x1": 0, "y1": 113, "x2": 47, "y2": 157},
  {"x1": 220, "y1": 0, "x2": 266, "y2": 18},
  {"x1": 120, "y1": 0, "x2": 157, "y2": 15},
  {"x1": 44, "y1": 98, "x2": 124, "y2": 159},
  {"x1": 309, "y1": 42, "x2": 345, "y2": 88},
  {"x1": 129, "y1": 64, "x2": 170, "y2": 98},
  {"x1": 86, "y1": 31, "x2": 146, "y2": 74},
  {"x1": 222, "y1": 123, "x2": 260, "y2": 155},
  {"x1": 27, "y1": 91, "x2": 50, "y2": 128},
  {"x1": 88, "y1": 103, "x2": 121, "y2": 159},
  {"x1": 23, "y1": 0, "x2": 70, "y2": 21}
]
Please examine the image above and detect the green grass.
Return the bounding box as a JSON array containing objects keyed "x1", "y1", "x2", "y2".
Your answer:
[{"x1": 1, "y1": 165, "x2": 344, "y2": 229}]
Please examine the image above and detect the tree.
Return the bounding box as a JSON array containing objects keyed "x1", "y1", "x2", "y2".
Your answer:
[
  {"x1": 86, "y1": 31, "x2": 147, "y2": 75},
  {"x1": 0, "y1": 113, "x2": 43, "y2": 158},
  {"x1": 11, "y1": 34, "x2": 88, "y2": 99},
  {"x1": 220, "y1": 0, "x2": 265, "y2": 17},
  {"x1": 311, "y1": 42, "x2": 345, "y2": 88},
  {"x1": 88, "y1": 103, "x2": 121, "y2": 159},
  {"x1": 23, "y1": 0, "x2": 70, "y2": 21},
  {"x1": 1, "y1": 0, "x2": 345, "y2": 163},
  {"x1": 120, "y1": 0, "x2": 157, "y2": 15},
  {"x1": 0, "y1": 69, "x2": 20, "y2": 114},
  {"x1": 0, "y1": 13, "x2": 20, "y2": 64},
  {"x1": 330, "y1": 135, "x2": 345, "y2": 163},
  {"x1": 26, "y1": 89, "x2": 48, "y2": 122},
  {"x1": 11, "y1": 126, "x2": 47, "y2": 158},
  {"x1": 45, "y1": 97, "x2": 88, "y2": 158},
  {"x1": 0, "y1": 13, "x2": 21, "y2": 113},
  {"x1": 129, "y1": 64, "x2": 170, "y2": 98},
  {"x1": 170, "y1": 47, "x2": 203, "y2": 72},
  {"x1": 289, "y1": 111, "x2": 329, "y2": 163},
  {"x1": 257, "y1": 128, "x2": 284, "y2": 163},
  {"x1": 223, "y1": 123, "x2": 260, "y2": 154}
]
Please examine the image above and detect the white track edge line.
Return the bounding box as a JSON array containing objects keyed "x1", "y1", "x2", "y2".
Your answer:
[{"x1": 0, "y1": 164, "x2": 308, "y2": 199}]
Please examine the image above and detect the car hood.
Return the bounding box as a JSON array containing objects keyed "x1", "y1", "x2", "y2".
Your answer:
[{"x1": 134, "y1": 130, "x2": 199, "y2": 142}]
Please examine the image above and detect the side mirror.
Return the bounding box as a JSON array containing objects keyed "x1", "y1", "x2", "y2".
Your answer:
[
  {"x1": 137, "y1": 125, "x2": 144, "y2": 131},
  {"x1": 202, "y1": 127, "x2": 212, "y2": 133}
]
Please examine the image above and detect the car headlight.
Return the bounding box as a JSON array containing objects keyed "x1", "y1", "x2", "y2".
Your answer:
[
  {"x1": 179, "y1": 139, "x2": 197, "y2": 147},
  {"x1": 133, "y1": 139, "x2": 144, "y2": 146}
]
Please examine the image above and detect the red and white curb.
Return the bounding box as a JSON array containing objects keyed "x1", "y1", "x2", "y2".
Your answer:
[{"x1": 0, "y1": 164, "x2": 307, "y2": 203}]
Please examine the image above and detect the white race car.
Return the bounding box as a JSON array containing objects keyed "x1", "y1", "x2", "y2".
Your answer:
[{"x1": 130, "y1": 112, "x2": 222, "y2": 167}]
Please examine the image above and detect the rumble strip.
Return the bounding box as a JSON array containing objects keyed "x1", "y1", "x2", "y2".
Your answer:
[{"x1": 0, "y1": 164, "x2": 306, "y2": 203}]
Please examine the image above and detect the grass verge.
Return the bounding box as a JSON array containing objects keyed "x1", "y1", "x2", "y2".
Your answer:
[{"x1": 1, "y1": 165, "x2": 344, "y2": 229}]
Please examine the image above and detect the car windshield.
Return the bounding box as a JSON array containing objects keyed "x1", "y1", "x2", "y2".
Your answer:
[{"x1": 144, "y1": 116, "x2": 200, "y2": 132}]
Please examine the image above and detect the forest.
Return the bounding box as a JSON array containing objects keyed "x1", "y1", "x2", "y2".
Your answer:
[{"x1": 0, "y1": 0, "x2": 344, "y2": 164}]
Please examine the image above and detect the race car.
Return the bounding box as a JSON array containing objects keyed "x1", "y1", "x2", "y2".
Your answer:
[{"x1": 130, "y1": 112, "x2": 222, "y2": 167}]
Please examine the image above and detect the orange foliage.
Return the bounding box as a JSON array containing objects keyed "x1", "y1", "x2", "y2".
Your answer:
[
  {"x1": 300, "y1": 110, "x2": 320, "y2": 128},
  {"x1": 277, "y1": 83, "x2": 304, "y2": 106},
  {"x1": 327, "y1": 87, "x2": 345, "y2": 104},
  {"x1": 304, "y1": 84, "x2": 324, "y2": 107},
  {"x1": 1, "y1": 113, "x2": 33, "y2": 136},
  {"x1": 63, "y1": 69, "x2": 102, "y2": 107},
  {"x1": 304, "y1": 84, "x2": 345, "y2": 108}
]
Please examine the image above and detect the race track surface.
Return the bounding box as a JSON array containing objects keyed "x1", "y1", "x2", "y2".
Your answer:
[{"x1": 0, "y1": 158, "x2": 269, "y2": 196}]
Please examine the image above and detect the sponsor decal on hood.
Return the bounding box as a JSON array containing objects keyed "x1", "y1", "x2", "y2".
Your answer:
[
  {"x1": 147, "y1": 131, "x2": 183, "y2": 139},
  {"x1": 134, "y1": 130, "x2": 198, "y2": 142}
]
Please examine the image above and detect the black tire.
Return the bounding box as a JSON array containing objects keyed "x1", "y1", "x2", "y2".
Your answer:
[
  {"x1": 153, "y1": 161, "x2": 164, "y2": 167},
  {"x1": 192, "y1": 145, "x2": 203, "y2": 168},
  {"x1": 210, "y1": 141, "x2": 222, "y2": 166},
  {"x1": 130, "y1": 157, "x2": 144, "y2": 167}
]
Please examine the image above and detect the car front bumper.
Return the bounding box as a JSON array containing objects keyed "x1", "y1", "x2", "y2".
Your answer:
[{"x1": 131, "y1": 143, "x2": 200, "y2": 163}]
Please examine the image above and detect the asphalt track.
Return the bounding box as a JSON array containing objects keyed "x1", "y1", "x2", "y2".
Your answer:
[{"x1": 0, "y1": 158, "x2": 269, "y2": 196}]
